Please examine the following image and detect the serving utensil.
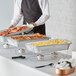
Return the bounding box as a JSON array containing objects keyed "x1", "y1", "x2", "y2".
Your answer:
[
  {"x1": 12, "y1": 49, "x2": 26, "y2": 59},
  {"x1": 12, "y1": 56, "x2": 26, "y2": 59},
  {"x1": 35, "y1": 63, "x2": 54, "y2": 68}
]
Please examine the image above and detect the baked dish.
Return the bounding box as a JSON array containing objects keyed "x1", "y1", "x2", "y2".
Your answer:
[
  {"x1": 0, "y1": 26, "x2": 29, "y2": 36},
  {"x1": 30, "y1": 40, "x2": 68, "y2": 46},
  {"x1": 10, "y1": 33, "x2": 46, "y2": 40}
]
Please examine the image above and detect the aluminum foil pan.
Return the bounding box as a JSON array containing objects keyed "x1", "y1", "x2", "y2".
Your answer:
[
  {"x1": 7, "y1": 35, "x2": 50, "y2": 47},
  {"x1": 25, "y1": 39, "x2": 72, "y2": 54}
]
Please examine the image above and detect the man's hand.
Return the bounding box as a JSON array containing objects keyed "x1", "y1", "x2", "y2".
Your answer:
[
  {"x1": 9, "y1": 25, "x2": 15, "y2": 29},
  {"x1": 31, "y1": 22, "x2": 37, "y2": 27}
]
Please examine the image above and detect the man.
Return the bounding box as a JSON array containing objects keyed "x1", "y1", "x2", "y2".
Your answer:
[{"x1": 9, "y1": 0, "x2": 50, "y2": 35}]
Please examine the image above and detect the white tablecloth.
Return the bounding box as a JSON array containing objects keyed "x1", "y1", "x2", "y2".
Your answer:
[{"x1": 0, "y1": 42, "x2": 76, "y2": 76}]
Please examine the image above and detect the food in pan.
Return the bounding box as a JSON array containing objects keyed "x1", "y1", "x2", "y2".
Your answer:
[
  {"x1": 10, "y1": 33, "x2": 46, "y2": 40},
  {"x1": 30, "y1": 40, "x2": 68, "y2": 46},
  {"x1": 0, "y1": 26, "x2": 29, "y2": 36}
]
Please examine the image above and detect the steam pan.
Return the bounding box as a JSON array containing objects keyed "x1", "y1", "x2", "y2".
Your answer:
[
  {"x1": 0, "y1": 27, "x2": 33, "y2": 36},
  {"x1": 7, "y1": 35, "x2": 50, "y2": 47},
  {"x1": 25, "y1": 39, "x2": 72, "y2": 54},
  {"x1": 0, "y1": 25, "x2": 33, "y2": 42}
]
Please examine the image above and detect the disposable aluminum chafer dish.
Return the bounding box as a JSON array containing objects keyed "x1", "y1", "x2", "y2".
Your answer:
[
  {"x1": 25, "y1": 39, "x2": 72, "y2": 54},
  {"x1": 7, "y1": 35, "x2": 50, "y2": 47},
  {"x1": 0, "y1": 25, "x2": 33, "y2": 42}
]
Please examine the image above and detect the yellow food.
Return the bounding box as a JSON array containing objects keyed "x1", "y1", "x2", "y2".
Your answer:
[{"x1": 30, "y1": 40, "x2": 68, "y2": 46}]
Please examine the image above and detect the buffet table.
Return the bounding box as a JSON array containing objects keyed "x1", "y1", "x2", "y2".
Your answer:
[{"x1": 0, "y1": 42, "x2": 76, "y2": 76}]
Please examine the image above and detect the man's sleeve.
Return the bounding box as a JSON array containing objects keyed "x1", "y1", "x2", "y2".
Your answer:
[
  {"x1": 35, "y1": 0, "x2": 50, "y2": 26},
  {"x1": 10, "y1": 0, "x2": 23, "y2": 26}
]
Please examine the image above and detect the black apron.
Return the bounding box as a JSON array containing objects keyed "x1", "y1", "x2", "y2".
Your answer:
[{"x1": 21, "y1": 0, "x2": 46, "y2": 35}]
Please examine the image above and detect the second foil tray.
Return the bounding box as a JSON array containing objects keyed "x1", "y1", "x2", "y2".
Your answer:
[{"x1": 7, "y1": 35, "x2": 50, "y2": 47}]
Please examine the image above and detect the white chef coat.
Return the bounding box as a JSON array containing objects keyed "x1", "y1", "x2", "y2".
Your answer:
[{"x1": 11, "y1": 0, "x2": 50, "y2": 26}]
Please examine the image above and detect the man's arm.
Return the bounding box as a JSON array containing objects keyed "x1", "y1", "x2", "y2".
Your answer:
[
  {"x1": 35, "y1": 0, "x2": 50, "y2": 26},
  {"x1": 10, "y1": 0, "x2": 23, "y2": 27}
]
